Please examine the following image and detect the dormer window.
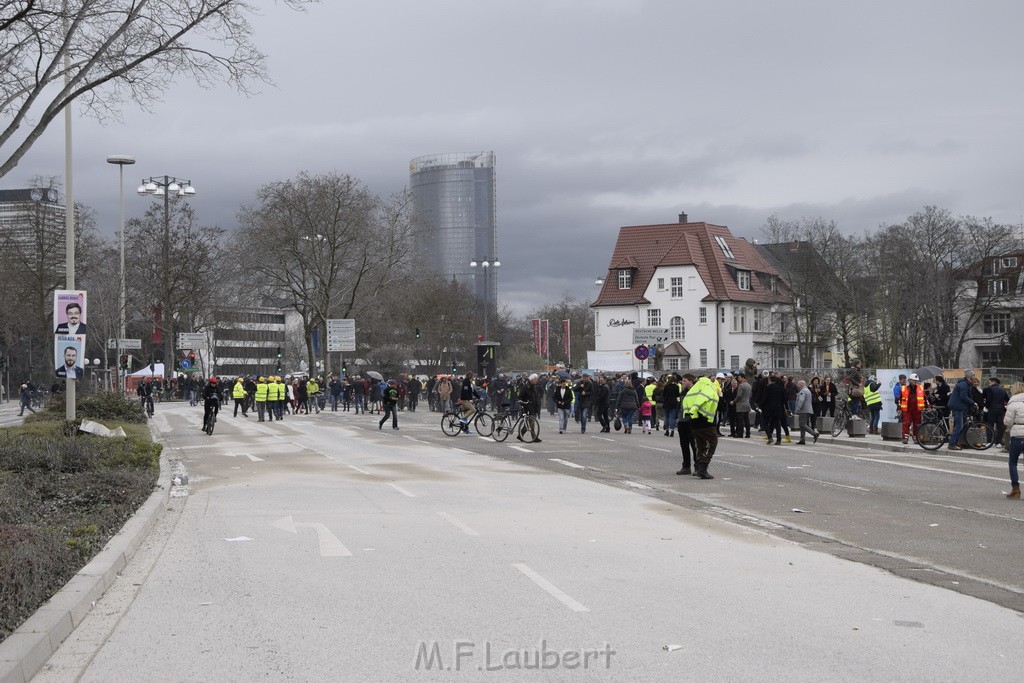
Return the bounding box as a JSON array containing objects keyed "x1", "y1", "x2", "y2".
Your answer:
[
  {"x1": 736, "y1": 269, "x2": 751, "y2": 291},
  {"x1": 618, "y1": 269, "x2": 632, "y2": 289},
  {"x1": 714, "y1": 235, "x2": 736, "y2": 259},
  {"x1": 1003, "y1": 257, "x2": 1018, "y2": 268}
]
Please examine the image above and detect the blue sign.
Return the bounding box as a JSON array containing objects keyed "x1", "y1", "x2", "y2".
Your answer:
[
  {"x1": 181, "y1": 359, "x2": 191, "y2": 369},
  {"x1": 634, "y1": 345, "x2": 650, "y2": 361}
]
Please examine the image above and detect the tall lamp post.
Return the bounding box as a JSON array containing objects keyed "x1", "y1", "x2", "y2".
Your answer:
[
  {"x1": 107, "y1": 155, "x2": 135, "y2": 393},
  {"x1": 138, "y1": 175, "x2": 195, "y2": 380},
  {"x1": 469, "y1": 258, "x2": 500, "y2": 341}
]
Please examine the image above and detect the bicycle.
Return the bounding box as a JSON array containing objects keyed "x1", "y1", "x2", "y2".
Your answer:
[
  {"x1": 491, "y1": 402, "x2": 540, "y2": 443},
  {"x1": 915, "y1": 408, "x2": 993, "y2": 451},
  {"x1": 203, "y1": 399, "x2": 220, "y2": 436},
  {"x1": 441, "y1": 400, "x2": 493, "y2": 437},
  {"x1": 829, "y1": 395, "x2": 868, "y2": 437}
]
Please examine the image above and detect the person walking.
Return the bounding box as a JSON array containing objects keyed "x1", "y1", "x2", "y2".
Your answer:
[
  {"x1": 1001, "y1": 381, "x2": 1024, "y2": 499},
  {"x1": 553, "y1": 378, "x2": 574, "y2": 434},
  {"x1": 254, "y1": 376, "x2": 269, "y2": 422},
  {"x1": 18, "y1": 383, "x2": 35, "y2": 416},
  {"x1": 794, "y1": 380, "x2": 820, "y2": 444},
  {"x1": 662, "y1": 374, "x2": 681, "y2": 438},
  {"x1": 577, "y1": 375, "x2": 595, "y2": 433},
  {"x1": 760, "y1": 375, "x2": 788, "y2": 445},
  {"x1": 407, "y1": 376, "x2": 421, "y2": 412},
  {"x1": 615, "y1": 374, "x2": 639, "y2": 434},
  {"x1": 595, "y1": 375, "x2": 612, "y2": 433},
  {"x1": 517, "y1": 374, "x2": 543, "y2": 443},
  {"x1": 379, "y1": 380, "x2": 399, "y2": 430},
  {"x1": 437, "y1": 376, "x2": 453, "y2": 414},
  {"x1": 681, "y1": 373, "x2": 719, "y2": 479},
  {"x1": 947, "y1": 370, "x2": 976, "y2": 451},
  {"x1": 639, "y1": 396, "x2": 654, "y2": 434},
  {"x1": 899, "y1": 373, "x2": 929, "y2": 444},
  {"x1": 983, "y1": 377, "x2": 1010, "y2": 448}
]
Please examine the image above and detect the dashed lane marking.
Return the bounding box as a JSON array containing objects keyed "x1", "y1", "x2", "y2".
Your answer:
[
  {"x1": 438, "y1": 512, "x2": 480, "y2": 536},
  {"x1": 512, "y1": 563, "x2": 590, "y2": 612},
  {"x1": 803, "y1": 477, "x2": 870, "y2": 492},
  {"x1": 387, "y1": 483, "x2": 416, "y2": 497},
  {"x1": 549, "y1": 458, "x2": 587, "y2": 469}
]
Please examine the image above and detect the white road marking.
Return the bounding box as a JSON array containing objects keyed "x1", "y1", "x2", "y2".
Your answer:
[
  {"x1": 803, "y1": 477, "x2": 871, "y2": 492},
  {"x1": 512, "y1": 563, "x2": 590, "y2": 612},
  {"x1": 509, "y1": 445, "x2": 533, "y2": 453},
  {"x1": 830, "y1": 454, "x2": 1006, "y2": 482},
  {"x1": 401, "y1": 435, "x2": 428, "y2": 444},
  {"x1": 271, "y1": 516, "x2": 352, "y2": 557},
  {"x1": 549, "y1": 458, "x2": 587, "y2": 470},
  {"x1": 346, "y1": 464, "x2": 370, "y2": 475},
  {"x1": 244, "y1": 454, "x2": 264, "y2": 462},
  {"x1": 622, "y1": 480, "x2": 653, "y2": 490},
  {"x1": 636, "y1": 444, "x2": 671, "y2": 453},
  {"x1": 716, "y1": 460, "x2": 752, "y2": 468},
  {"x1": 590, "y1": 436, "x2": 615, "y2": 442},
  {"x1": 387, "y1": 483, "x2": 416, "y2": 497},
  {"x1": 438, "y1": 512, "x2": 480, "y2": 536}
]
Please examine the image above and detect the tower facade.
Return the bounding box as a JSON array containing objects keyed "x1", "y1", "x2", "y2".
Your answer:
[{"x1": 409, "y1": 152, "x2": 497, "y2": 308}]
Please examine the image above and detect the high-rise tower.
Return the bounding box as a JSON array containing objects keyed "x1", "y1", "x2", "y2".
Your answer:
[{"x1": 409, "y1": 152, "x2": 497, "y2": 309}]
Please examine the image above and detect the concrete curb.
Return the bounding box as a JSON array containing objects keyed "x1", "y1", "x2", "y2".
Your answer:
[
  {"x1": 0, "y1": 420, "x2": 171, "y2": 683},
  {"x1": 819, "y1": 433, "x2": 1006, "y2": 462}
]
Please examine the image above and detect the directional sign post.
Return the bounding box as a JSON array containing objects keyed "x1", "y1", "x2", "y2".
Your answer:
[
  {"x1": 177, "y1": 332, "x2": 206, "y2": 348},
  {"x1": 107, "y1": 338, "x2": 142, "y2": 350},
  {"x1": 326, "y1": 319, "x2": 356, "y2": 353},
  {"x1": 632, "y1": 327, "x2": 671, "y2": 345}
]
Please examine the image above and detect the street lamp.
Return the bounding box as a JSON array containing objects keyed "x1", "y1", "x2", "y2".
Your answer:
[
  {"x1": 469, "y1": 258, "x2": 500, "y2": 341},
  {"x1": 107, "y1": 155, "x2": 135, "y2": 394},
  {"x1": 137, "y1": 175, "x2": 196, "y2": 380}
]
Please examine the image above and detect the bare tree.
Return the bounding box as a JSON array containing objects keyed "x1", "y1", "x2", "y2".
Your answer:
[
  {"x1": 0, "y1": 0, "x2": 313, "y2": 178},
  {"x1": 235, "y1": 173, "x2": 417, "y2": 376}
]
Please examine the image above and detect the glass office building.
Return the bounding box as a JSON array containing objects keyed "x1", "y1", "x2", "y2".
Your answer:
[{"x1": 409, "y1": 152, "x2": 497, "y2": 307}]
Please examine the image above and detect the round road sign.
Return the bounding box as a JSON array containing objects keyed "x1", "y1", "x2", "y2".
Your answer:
[{"x1": 634, "y1": 345, "x2": 650, "y2": 360}]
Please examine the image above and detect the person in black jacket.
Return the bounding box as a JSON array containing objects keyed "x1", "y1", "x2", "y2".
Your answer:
[
  {"x1": 595, "y1": 375, "x2": 612, "y2": 432},
  {"x1": 202, "y1": 377, "x2": 223, "y2": 431},
  {"x1": 760, "y1": 376, "x2": 788, "y2": 445},
  {"x1": 517, "y1": 374, "x2": 543, "y2": 442},
  {"x1": 577, "y1": 375, "x2": 595, "y2": 433}
]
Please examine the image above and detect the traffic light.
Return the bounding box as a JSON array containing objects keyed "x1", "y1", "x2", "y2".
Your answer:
[
  {"x1": 451, "y1": 364, "x2": 457, "y2": 374},
  {"x1": 276, "y1": 346, "x2": 282, "y2": 373},
  {"x1": 342, "y1": 360, "x2": 347, "y2": 373},
  {"x1": 415, "y1": 327, "x2": 421, "y2": 339},
  {"x1": 188, "y1": 352, "x2": 196, "y2": 363},
  {"x1": 120, "y1": 354, "x2": 128, "y2": 370}
]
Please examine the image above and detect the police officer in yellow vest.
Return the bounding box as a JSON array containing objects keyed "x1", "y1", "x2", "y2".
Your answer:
[
  {"x1": 273, "y1": 376, "x2": 286, "y2": 421},
  {"x1": 681, "y1": 374, "x2": 720, "y2": 479},
  {"x1": 254, "y1": 376, "x2": 270, "y2": 422},
  {"x1": 863, "y1": 376, "x2": 883, "y2": 434},
  {"x1": 232, "y1": 377, "x2": 248, "y2": 418}
]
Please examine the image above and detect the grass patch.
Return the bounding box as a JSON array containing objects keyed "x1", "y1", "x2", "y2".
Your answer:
[{"x1": 0, "y1": 392, "x2": 160, "y2": 641}]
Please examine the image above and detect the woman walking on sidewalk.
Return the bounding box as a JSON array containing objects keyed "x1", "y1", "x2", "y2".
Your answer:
[{"x1": 1002, "y1": 381, "x2": 1024, "y2": 499}]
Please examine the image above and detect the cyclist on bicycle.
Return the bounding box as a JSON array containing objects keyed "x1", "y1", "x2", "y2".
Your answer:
[
  {"x1": 202, "y1": 376, "x2": 223, "y2": 432},
  {"x1": 137, "y1": 379, "x2": 154, "y2": 417},
  {"x1": 457, "y1": 372, "x2": 478, "y2": 433}
]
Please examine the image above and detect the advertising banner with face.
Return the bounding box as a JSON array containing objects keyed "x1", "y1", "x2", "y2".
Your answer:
[
  {"x1": 55, "y1": 335, "x2": 85, "y2": 380},
  {"x1": 54, "y1": 290, "x2": 87, "y2": 336}
]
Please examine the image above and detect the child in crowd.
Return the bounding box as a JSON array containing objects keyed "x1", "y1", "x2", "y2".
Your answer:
[{"x1": 640, "y1": 398, "x2": 654, "y2": 434}]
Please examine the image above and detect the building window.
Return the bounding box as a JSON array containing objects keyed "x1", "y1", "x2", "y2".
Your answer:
[
  {"x1": 730, "y1": 355, "x2": 740, "y2": 370},
  {"x1": 1003, "y1": 257, "x2": 1018, "y2": 268},
  {"x1": 699, "y1": 349, "x2": 707, "y2": 367},
  {"x1": 769, "y1": 276, "x2": 778, "y2": 293},
  {"x1": 670, "y1": 277, "x2": 684, "y2": 298},
  {"x1": 714, "y1": 235, "x2": 735, "y2": 259},
  {"x1": 732, "y1": 306, "x2": 748, "y2": 333},
  {"x1": 720, "y1": 349, "x2": 725, "y2": 367},
  {"x1": 980, "y1": 349, "x2": 1002, "y2": 366},
  {"x1": 736, "y1": 270, "x2": 751, "y2": 291},
  {"x1": 657, "y1": 277, "x2": 665, "y2": 290},
  {"x1": 982, "y1": 260, "x2": 999, "y2": 276},
  {"x1": 988, "y1": 279, "x2": 1009, "y2": 295},
  {"x1": 699, "y1": 307, "x2": 707, "y2": 325},
  {"x1": 648, "y1": 308, "x2": 661, "y2": 326},
  {"x1": 721, "y1": 307, "x2": 726, "y2": 324},
  {"x1": 982, "y1": 313, "x2": 1011, "y2": 334},
  {"x1": 618, "y1": 270, "x2": 632, "y2": 289},
  {"x1": 667, "y1": 358, "x2": 679, "y2": 370},
  {"x1": 688, "y1": 276, "x2": 696, "y2": 290},
  {"x1": 753, "y1": 309, "x2": 766, "y2": 332},
  {"x1": 670, "y1": 316, "x2": 684, "y2": 340},
  {"x1": 780, "y1": 316, "x2": 789, "y2": 334}
]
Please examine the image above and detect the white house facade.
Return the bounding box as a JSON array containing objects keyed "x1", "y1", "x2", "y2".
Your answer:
[{"x1": 590, "y1": 216, "x2": 798, "y2": 373}]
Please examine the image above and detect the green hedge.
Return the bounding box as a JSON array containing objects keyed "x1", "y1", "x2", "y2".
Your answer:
[{"x1": 0, "y1": 415, "x2": 160, "y2": 641}]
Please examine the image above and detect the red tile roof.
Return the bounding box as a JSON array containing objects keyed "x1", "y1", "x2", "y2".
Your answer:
[{"x1": 592, "y1": 221, "x2": 786, "y2": 307}]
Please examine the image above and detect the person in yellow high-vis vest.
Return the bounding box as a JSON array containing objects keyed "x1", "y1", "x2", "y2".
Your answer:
[
  {"x1": 681, "y1": 374, "x2": 720, "y2": 479},
  {"x1": 863, "y1": 376, "x2": 883, "y2": 434},
  {"x1": 254, "y1": 377, "x2": 270, "y2": 422},
  {"x1": 232, "y1": 377, "x2": 248, "y2": 418}
]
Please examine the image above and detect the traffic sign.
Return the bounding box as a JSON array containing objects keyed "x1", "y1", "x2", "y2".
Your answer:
[
  {"x1": 107, "y1": 338, "x2": 142, "y2": 350},
  {"x1": 632, "y1": 327, "x2": 670, "y2": 345},
  {"x1": 634, "y1": 345, "x2": 650, "y2": 360},
  {"x1": 181, "y1": 359, "x2": 192, "y2": 369}
]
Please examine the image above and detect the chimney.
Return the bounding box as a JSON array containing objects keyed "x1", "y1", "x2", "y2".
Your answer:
[{"x1": 678, "y1": 212, "x2": 689, "y2": 223}]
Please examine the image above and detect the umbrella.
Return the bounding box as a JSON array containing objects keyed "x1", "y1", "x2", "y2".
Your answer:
[
  {"x1": 366, "y1": 370, "x2": 383, "y2": 381},
  {"x1": 554, "y1": 370, "x2": 571, "y2": 380},
  {"x1": 914, "y1": 365, "x2": 944, "y2": 381}
]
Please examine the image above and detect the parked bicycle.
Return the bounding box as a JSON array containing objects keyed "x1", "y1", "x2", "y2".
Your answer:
[
  {"x1": 441, "y1": 399, "x2": 493, "y2": 437},
  {"x1": 915, "y1": 408, "x2": 993, "y2": 451},
  {"x1": 491, "y1": 401, "x2": 540, "y2": 443},
  {"x1": 829, "y1": 394, "x2": 868, "y2": 437}
]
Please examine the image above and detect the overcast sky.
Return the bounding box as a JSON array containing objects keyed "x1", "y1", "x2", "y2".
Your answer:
[{"x1": 10, "y1": 0, "x2": 1024, "y2": 315}]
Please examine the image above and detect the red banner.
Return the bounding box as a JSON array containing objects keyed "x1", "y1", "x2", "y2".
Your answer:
[
  {"x1": 541, "y1": 319, "x2": 549, "y2": 357},
  {"x1": 562, "y1": 319, "x2": 570, "y2": 357},
  {"x1": 532, "y1": 319, "x2": 541, "y2": 356}
]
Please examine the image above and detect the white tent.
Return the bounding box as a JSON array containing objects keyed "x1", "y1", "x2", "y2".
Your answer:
[{"x1": 127, "y1": 363, "x2": 165, "y2": 378}]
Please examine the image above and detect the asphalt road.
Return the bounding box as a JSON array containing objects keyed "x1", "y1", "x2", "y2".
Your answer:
[{"x1": 32, "y1": 401, "x2": 1023, "y2": 681}]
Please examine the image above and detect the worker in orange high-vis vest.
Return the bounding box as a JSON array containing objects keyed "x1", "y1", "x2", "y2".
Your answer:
[{"x1": 900, "y1": 372, "x2": 929, "y2": 444}]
